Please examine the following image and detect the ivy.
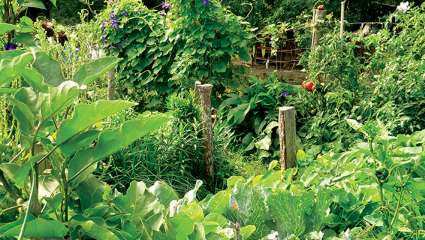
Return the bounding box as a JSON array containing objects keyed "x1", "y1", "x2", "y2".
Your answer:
[{"x1": 98, "y1": 0, "x2": 253, "y2": 110}]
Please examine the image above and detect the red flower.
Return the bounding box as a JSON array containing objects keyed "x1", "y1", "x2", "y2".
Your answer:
[{"x1": 302, "y1": 81, "x2": 315, "y2": 92}]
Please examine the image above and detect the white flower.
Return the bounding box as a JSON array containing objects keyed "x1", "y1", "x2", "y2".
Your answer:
[
  {"x1": 397, "y1": 1, "x2": 410, "y2": 13},
  {"x1": 267, "y1": 230, "x2": 279, "y2": 240},
  {"x1": 343, "y1": 228, "x2": 351, "y2": 240},
  {"x1": 218, "y1": 227, "x2": 235, "y2": 238}
]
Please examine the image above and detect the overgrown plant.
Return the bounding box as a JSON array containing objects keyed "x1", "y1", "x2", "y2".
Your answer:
[
  {"x1": 168, "y1": 0, "x2": 253, "y2": 89},
  {"x1": 297, "y1": 120, "x2": 425, "y2": 238},
  {"x1": 0, "y1": 49, "x2": 169, "y2": 239},
  {"x1": 219, "y1": 74, "x2": 298, "y2": 160},
  {"x1": 98, "y1": 91, "x2": 238, "y2": 197},
  {"x1": 98, "y1": 0, "x2": 175, "y2": 110},
  {"x1": 360, "y1": 4, "x2": 425, "y2": 134}
]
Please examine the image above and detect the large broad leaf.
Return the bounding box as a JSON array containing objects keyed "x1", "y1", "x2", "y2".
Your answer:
[
  {"x1": 76, "y1": 175, "x2": 107, "y2": 210},
  {"x1": 13, "y1": 156, "x2": 41, "y2": 188},
  {"x1": 227, "y1": 103, "x2": 250, "y2": 126},
  {"x1": 0, "y1": 51, "x2": 35, "y2": 87},
  {"x1": 113, "y1": 181, "x2": 165, "y2": 232},
  {"x1": 20, "y1": 0, "x2": 46, "y2": 10},
  {"x1": 205, "y1": 191, "x2": 230, "y2": 215},
  {"x1": 148, "y1": 181, "x2": 179, "y2": 206},
  {"x1": 68, "y1": 113, "x2": 170, "y2": 183},
  {"x1": 56, "y1": 100, "x2": 135, "y2": 145},
  {"x1": 18, "y1": 67, "x2": 48, "y2": 92},
  {"x1": 11, "y1": 88, "x2": 40, "y2": 135},
  {"x1": 1, "y1": 218, "x2": 67, "y2": 238},
  {"x1": 60, "y1": 129, "x2": 100, "y2": 157},
  {"x1": 71, "y1": 216, "x2": 120, "y2": 240},
  {"x1": 15, "y1": 32, "x2": 35, "y2": 46},
  {"x1": 18, "y1": 16, "x2": 33, "y2": 33},
  {"x1": 240, "y1": 225, "x2": 256, "y2": 239},
  {"x1": 0, "y1": 23, "x2": 17, "y2": 35},
  {"x1": 33, "y1": 52, "x2": 65, "y2": 86},
  {"x1": 179, "y1": 202, "x2": 204, "y2": 222},
  {"x1": 73, "y1": 57, "x2": 120, "y2": 85},
  {"x1": 0, "y1": 88, "x2": 18, "y2": 95},
  {"x1": 40, "y1": 81, "x2": 80, "y2": 120},
  {"x1": 169, "y1": 213, "x2": 195, "y2": 239},
  {"x1": 203, "y1": 213, "x2": 228, "y2": 235}
]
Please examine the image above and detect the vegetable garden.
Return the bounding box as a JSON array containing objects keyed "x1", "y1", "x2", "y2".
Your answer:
[{"x1": 0, "y1": 0, "x2": 424, "y2": 239}]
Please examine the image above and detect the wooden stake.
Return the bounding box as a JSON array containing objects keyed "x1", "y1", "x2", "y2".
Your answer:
[
  {"x1": 107, "y1": 70, "x2": 115, "y2": 100},
  {"x1": 311, "y1": 6, "x2": 326, "y2": 49},
  {"x1": 340, "y1": 0, "x2": 346, "y2": 39},
  {"x1": 196, "y1": 84, "x2": 214, "y2": 190},
  {"x1": 279, "y1": 106, "x2": 297, "y2": 170}
]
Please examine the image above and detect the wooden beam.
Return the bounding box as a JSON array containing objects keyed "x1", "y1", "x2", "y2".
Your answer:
[
  {"x1": 279, "y1": 106, "x2": 297, "y2": 169},
  {"x1": 196, "y1": 84, "x2": 214, "y2": 190}
]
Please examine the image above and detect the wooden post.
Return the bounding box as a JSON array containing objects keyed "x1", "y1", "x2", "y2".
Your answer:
[
  {"x1": 279, "y1": 106, "x2": 297, "y2": 170},
  {"x1": 107, "y1": 70, "x2": 115, "y2": 100},
  {"x1": 311, "y1": 5, "x2": 326, "y2": 49},
  {"x1": 340, "y1": 0, "x2": 346, "y2": 39},
  {"x1": 196, "y1": 84, "x2": 214, "y2": 190}
]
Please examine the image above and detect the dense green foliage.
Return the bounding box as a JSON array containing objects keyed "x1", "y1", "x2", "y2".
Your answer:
[
  {"x1": 218, "y1": 74, "x2": 298, "y2": 160},
  {"x1": 99, "y1": 0, "x2": 252, "y2": 110},
  {"x1": 1, "y1": 1, "x2": 425, "y2": 240},
  {"x1": 98, "y1": 91, "x2": 238, "y2": 196},
  {"x1": 363, "y1": 6, "x2": 425, "y2": 134},
  {"x1": 0, "y1": 49, "x2": 170, "y2": 238},
  {"x1": 168, "y1": 0, "x2": 253, "y2": 88},
  {"x1": 289, "y1": 5, "x2": 425, "y2": 151},
  {"x1": 222, "y1": 0, "x2": 414, "y2": 28},
  {"x1": 99, "y1": 0, "x2": 175, "y2": 110}
]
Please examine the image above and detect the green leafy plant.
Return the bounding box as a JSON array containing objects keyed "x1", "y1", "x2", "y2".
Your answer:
[
  {"x1": 168, "y1": 0, "x2": 253, "y2": 89},
  {"x1": 98, "y1": 91, "x2": 238, "y2": 197},
  {"x1": 1, "y1": 0, "x2": 56, "y2": 24},
  {"x1": 0, "y1": 49, "x2": 169, "y2": 239},
  {"x1": 360, "y1": 5, "x2": 425, "y2": 134},
  {"x1": 98, "y1": 0, "x2": 175, "y2": 110},
  {"x1": 219, "y1": 74, "x2": 298, "y2": 160},
  {"x1": 98, "y1": 0, "x2": 253, "y2": 110},
  {"x1": 301, "y1": 120, "x2": 425, "y2": 238}
]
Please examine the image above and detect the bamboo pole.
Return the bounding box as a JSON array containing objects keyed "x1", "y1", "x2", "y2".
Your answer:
[
  {"x1": 196, "y1": 84, "x2": 214, "y2": 190},
  {"x1": 278, "y1": 106, "x2": 297, "y2": 170}
]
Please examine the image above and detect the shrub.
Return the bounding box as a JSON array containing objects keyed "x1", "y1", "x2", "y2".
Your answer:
[
  {"x1": 218, "y1": 74, "x2": 298, "y2": 161},
  {"x1": 98, "y1": 0, "x2": 175, "y2": 111},
  {"x1": 361, "y1": 5, "x2": 425, "y2": 134},
  {"x1": 288, "y1": 31, "x2": 364, "y2": 149},
  {"x1": 98, "y1": 0, "x2": 253, "y2": 111},
  {"x1": 168, "y1": 0, "x2": 253, "y2": 89}
]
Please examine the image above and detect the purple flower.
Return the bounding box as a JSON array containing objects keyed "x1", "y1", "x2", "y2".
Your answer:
[
  {"x1": 280, "y1": 91, "x2": 289, "y2": 98},
  {"x1": 123, "y1": 10, "x2": 128, "y2": 17},
  {"x1": 4, "y1": 43, "x2": 17, "y2": 51},
  {"x1": 110, "y1": 11, "x2": 119, "y2": 29},
  {"x1": 202, "y1": 0, "x2": 209, "y2": 6},
  {"x1": 161, "y1": 1, "x2": 171, "y2": 10}
]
